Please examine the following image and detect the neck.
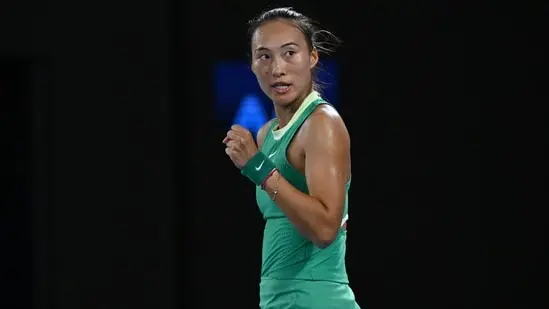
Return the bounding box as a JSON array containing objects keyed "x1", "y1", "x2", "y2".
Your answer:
[{"x1": 274, "y1": 88, "x2": 312, "y2": 129}]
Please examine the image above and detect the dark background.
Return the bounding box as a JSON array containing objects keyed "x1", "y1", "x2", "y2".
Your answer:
[{"x1": 1, "y1": 0, "x2": 546, "y2": 308}]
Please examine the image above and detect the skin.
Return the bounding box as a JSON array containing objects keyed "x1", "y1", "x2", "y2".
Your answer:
[
  {"x1": 223, "y1": 19, "x2": 351, "y2": 248},
  {"x1": 249, "y1": 19, "x2": 318, "y2": 128}
]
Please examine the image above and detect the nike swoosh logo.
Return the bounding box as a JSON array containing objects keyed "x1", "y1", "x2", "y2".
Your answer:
[
  {"x1": 255, "y1": 160, "x2": 265, "y2": 171},
  {"x1": 268, "y1": 151, "x2": 278, "y2": 158}
]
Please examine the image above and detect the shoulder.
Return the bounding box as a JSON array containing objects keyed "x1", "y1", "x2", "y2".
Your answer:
[
  {"x1": 301, "y1": 104, "x2": 350, "y2": 148},
  {"x1": 256, "y1": 118, "x2": 276, "y2": 149}
]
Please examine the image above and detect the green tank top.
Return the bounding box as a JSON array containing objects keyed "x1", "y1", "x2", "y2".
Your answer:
[{"x1": 256, "y1": 93, "x2": 351, "y2": 283}]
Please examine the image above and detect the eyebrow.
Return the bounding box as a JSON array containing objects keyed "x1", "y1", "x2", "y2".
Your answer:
[{"x1": 255, "y1": 42, "x2": 300, "y2": 52}]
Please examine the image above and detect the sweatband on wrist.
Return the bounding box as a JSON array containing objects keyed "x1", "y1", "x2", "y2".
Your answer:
[{"x1": 241, "y1": 151, "x2": 276, "y2": 186}]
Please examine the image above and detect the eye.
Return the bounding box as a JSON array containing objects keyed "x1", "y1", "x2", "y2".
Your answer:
[
  {"x1": 257, "y1": 54, "x2": 270, "y2": 60},
  {"x1": 285, "y1": 50, "x2": 296, "y2": 57}
]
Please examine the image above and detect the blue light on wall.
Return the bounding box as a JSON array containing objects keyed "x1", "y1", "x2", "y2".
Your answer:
[
  {"x1": 214, "y1": 60, "x2": 340, "y2": 138},
  {"x1": 232, "y1": 94, "x2": 268, "y2": 138}
]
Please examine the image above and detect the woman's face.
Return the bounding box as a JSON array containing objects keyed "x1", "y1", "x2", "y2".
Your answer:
[{"x1": 251, "y1": 19, "x2": 318, "y2": 107}]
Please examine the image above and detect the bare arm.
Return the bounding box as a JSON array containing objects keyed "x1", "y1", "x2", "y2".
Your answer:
[{"x1": 262, "y1": 107, "x2": 351, "y2": 248}]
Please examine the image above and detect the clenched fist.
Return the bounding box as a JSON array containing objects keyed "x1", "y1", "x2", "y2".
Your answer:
[{"x1": 223, "y1": 125, "x2": 259, "y2": 169}]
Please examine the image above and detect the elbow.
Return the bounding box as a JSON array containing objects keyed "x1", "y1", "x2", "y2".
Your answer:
[{"x1": 313, "y1": 225, "x2": 339, "y2": 249}]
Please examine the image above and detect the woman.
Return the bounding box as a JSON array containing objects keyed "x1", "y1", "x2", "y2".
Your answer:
[{"x1": 223, "y1": 7, "x2": 360, "y2": 309}]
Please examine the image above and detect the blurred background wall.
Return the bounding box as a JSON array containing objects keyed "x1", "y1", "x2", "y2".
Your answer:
[
  {"x1": 1, "y1": 0, "x2": 545, "y2": 308},
  {"x1": 1, "y1": 0, "x2": 172, "y2": 307}
]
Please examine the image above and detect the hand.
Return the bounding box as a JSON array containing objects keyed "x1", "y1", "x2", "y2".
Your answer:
[{"x1": 223, "y1": 125, "x2": 259, "y2": 169}]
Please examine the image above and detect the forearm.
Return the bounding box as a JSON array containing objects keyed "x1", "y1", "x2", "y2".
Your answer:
[{"x1": 263, "y1": 170, "x2": 339, "y2": 248}]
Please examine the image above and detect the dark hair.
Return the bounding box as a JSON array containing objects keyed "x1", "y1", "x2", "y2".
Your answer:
[{"x1": 247, "y1": 7, "x2": 341, "y2": 92}]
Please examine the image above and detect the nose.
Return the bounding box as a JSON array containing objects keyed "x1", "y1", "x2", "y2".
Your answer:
[{"x1": 270, "y1": 56, "x2": 285, "y2": 77}]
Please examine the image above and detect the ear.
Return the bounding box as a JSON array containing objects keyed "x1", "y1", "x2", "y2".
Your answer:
[{"x1": 310, "y1": 48, "x2": 319, "y2": 69}]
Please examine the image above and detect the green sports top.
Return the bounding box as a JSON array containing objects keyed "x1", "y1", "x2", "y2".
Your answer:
[{"x1": 255, "y1": 91, "x2": 351, "y2": 283}]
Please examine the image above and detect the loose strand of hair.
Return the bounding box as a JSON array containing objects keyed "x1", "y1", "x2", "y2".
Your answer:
[{"x1": 313, "y1": 29, "x2": 342, "y2": 55}]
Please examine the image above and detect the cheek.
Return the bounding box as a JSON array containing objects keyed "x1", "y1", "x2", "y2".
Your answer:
[
  {"x1": 254, "y1": 63, "x2": 269, "y2": 76},
  {"x1": 252, "y1": 64, "x2": 268, "y2": 82},
  {"x1": 257, "y1": 74, "x2": 270, "y2": 87},
  {"x1": 291, "y1": 55, "x2": 312, "y2": 75},
  {"x1": 253, "y1": 70, "x2": 271, "y2": 92},
  {"x1": 294, "y1": 63, "x2": 313, "y2": 84}
]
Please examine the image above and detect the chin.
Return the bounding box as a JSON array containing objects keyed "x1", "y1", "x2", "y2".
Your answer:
[
  {"x1": 273, "y1": 97, "x2": 295, "y2": 107},
  {"x1": 271, "y1": 91, "x2": 298, "y2": 107}
]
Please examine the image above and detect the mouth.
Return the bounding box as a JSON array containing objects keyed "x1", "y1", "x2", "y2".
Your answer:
[{"x1": 271, "y1": 82, "x2": 292, "y2": 94}]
